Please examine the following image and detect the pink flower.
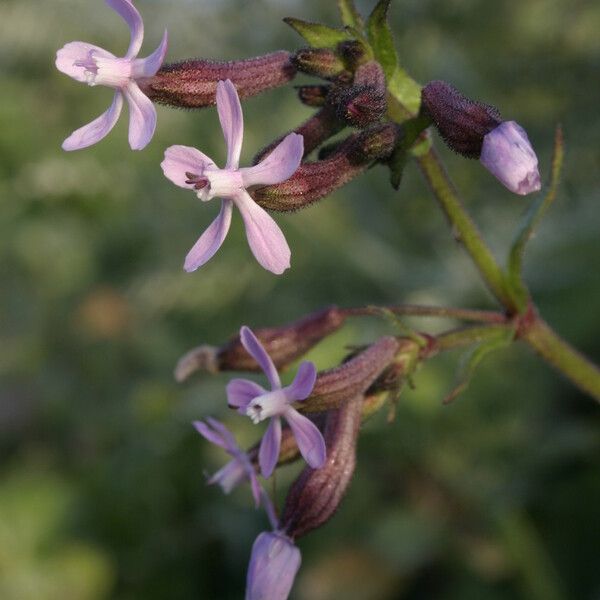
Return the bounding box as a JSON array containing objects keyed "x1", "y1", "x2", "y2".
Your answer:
[
  {"x1": 193, "y1": 417, "x2": 262, "y2": 507},
  {"x1": 161, "y1": 80, "x2": 303, "y2": 275},
  {"x1": 55, "y1": 0, "x2": 168, "y2": 151},
  {"x1": 226, "y1": 326, "x2": 326, "y2": 478}
]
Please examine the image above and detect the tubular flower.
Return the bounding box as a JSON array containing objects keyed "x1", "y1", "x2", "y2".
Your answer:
[
  {"x1": 226, "y1": 326, "x2": 326, "y2": 478},
  {"x1": 161, "y1": 80, "x2": 303, "y2": 275},
  {"x1": 55, "y1": 0, "x2": 168, "y2": 151},
  {"x1": 245, "y1": 531, "x2": 301, "y2": 600},
  {"x1": 193, "y1": 417, "x2": 261, "y2": 507},
  {"x1": 480, "y1": 121, "x2": 541, "y2": 195}
]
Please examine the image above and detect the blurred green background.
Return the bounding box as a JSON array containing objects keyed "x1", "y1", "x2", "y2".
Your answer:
[{"x1": 1, "y1": 0, "x2": 599, "y2": 598}]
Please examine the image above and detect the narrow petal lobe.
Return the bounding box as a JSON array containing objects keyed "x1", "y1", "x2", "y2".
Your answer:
[
  {"x1": 55, "y1": 42, "x2": 115, "y2": 82},
  {"x1": 240, "y1": 326, "x2": 281, "y2": 389},
  {"x1": 241, "y1": 133, "x2": 304, "y2": 188},
  {"x1": 259, "y1": 416, "x2": 282, "y2": 478},
  {"x1": 161, "y1": 145, "x2": 216, "y2": 189},
  {"x1": 284, "y1": 361, "x2": 317, "y2": 402},
  {"x1": 106, "y1": 0, "x2": 144, "y2": 59},
  {"x1": 133, "y1": 29, "x2": 168, "y2": 78},
  {"x1": 227, "y1": 378, "x2": 267, "y2": 410},
  {"x1": 184, "y1": 200, "x2": 233, "y2": 272},
  {"x1": 216, "y1": 80, "x2": 244, "y2": 169},
  {"x1": 285, "y1": 408, "x2": 326, "y2": 469},
  {"x1": 235, "y1": 191, "x2": 291, "y2": 275},
  {"x1": 123, "y1": 82, "x2": 157, "y2": 150},
  {"x1": 62, "y1": 91, "x2": 124, "y2": 151}
]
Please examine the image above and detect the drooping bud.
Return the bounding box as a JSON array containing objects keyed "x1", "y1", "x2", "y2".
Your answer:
[
  {"x1": 292, "y1": 47, "x2": 349, "y2": 81},
  {"x1": 280, "y1": 394, "x2": 363, "y2": 539},
  {"x1": 139, "y1": 51, "x2": 296, "y2": 109},
  {"x1": 302, "y1": 336, "x2": 400, "y2": 412},
  {"x1": 175, "y1": 307, "x2": 345, "y2": 381},
  {"x1": 480, "y1": 121, "x2": 541, "y2": 195},
  {"x1": 252, "y1": 123, "x2": 401, "y2": 211},
  {"x1": 245, "y1": 531, "x2": 301, "y2": 600},
  {"x1": 336, "y1": 40, "x2": 370, "y2": 71},
  {"x1": 296, "y1": 84, "x2": 331, "y2": 107},
  {"x1": 421, "y1": 80, "x2": 502, "y2": 158}
]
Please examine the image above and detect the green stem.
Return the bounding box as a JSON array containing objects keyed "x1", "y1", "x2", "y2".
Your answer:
[
  {"x1": 436, "y1": 323, "x2": 514, "y2": 352},
  {"x1": 417, "y1": 147, "x2": 517, "y2": 311},
  {"x1": 522, "y1": 317, "x2": 600, "y2": 402},
  {"x1": 344, "y1": 304, "x2": 506, "y2": 323}
]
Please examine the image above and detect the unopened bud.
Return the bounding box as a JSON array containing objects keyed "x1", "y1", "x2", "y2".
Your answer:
[
  {"x1": 296, "y1": 85, "x2": 331, "y2": 107},
  {"x1": 280, "y1": 394, "x2": 363, "y2": 539},
  {"x1": 292, "y1": 47, "x2": 349, "y2": 80},
  {"x1": 421, "y1": 80, "x2": 501, "y2": 158},
  {"x1": 333, "y1": 84, "x2": 387, "y2": 128},
  {"x1": 302, "y1": 336, "x2": 400, "y2": 413},
  {"x1": 139, "y1": 51, "x2": 296, "y2": 109},
  {"x1": 252, "y1": 123, "x2": 400, "y2": 211},
  {"x1": 336, "y1": 40, "x2": 369, "y2": 71}
]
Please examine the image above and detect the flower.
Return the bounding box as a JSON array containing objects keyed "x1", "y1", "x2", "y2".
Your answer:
[
  {"x1": 226, "y1": 326, "x2": 326, "y2": 478},
  {"x1": 161, "y1": 79, "x2": 304, "y2": 275},
  {"x1": 480, "y1": 121, "x2": 541, "y2": 195},
  {"x1": 245, "y1": 531, "x2": 301, "y2": 600},
  {"x1": 55, "y1": 0, "x2": 168, "y2": 151},
  {"x1": 193, "y1": 417, "x2": 261, "y2": 507}
]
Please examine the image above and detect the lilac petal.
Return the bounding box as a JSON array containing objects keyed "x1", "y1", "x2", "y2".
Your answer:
[
  {"x1": 184, "y1": 200, "x2": 233, "y2": 272},
  {"x1": 216, "y1": 80, "x2": 244, "y2": 170},
  {"x1": 123, "y1": 82, "x2": 156, "y2": 150},
  {"x1": 285, "y1": 408, "x2": 326, "y2": 470},
  {"x1": 133, "y1": 29, "x2": 168, "y2": 78},
  {"x1": 234, "y1": 191, "x2": 291, "y2": 275},
  {"x1": 205, "y1": 416, "x2": 238, "y2": 451},
  {"x1": 240, "y1": 133, "x2": 304, "y2": 188},
  {"x1": 62, "y1": 91, "x2": 124, "y2": 151},
  {"x1": 245, "y1": 531, "x2": 301, "y2": 600},
  {"x1": 240, "y1": 326, "x2": 281, "y2": 389},
  {"x1": 161, "y1": 145, "x2": 216, "y2": 189},
  {"x1": 284, "y1": 361, "x2": 317, "y2": 402},
  {"x1": 480, "y1": 121, "x2": 541, "y2": 195},
  {"x1": 208, "y1": 457, "x2": 247, "y2": 494},
  {"x1": 259, "y1": 416, "x2": 282, "y2": 478},
  {"x1": 227, "y1": 378, "x2": 267, "y2": 410},
  {"x1": 55, "y1": 42, "x2": 115, "y2": 82},
  {"x1": 106, "y1": 0, "x2": 144, "y2": 59},
  {"x1": 193, "y1": 420, "x2": 227, "y2": 450}
]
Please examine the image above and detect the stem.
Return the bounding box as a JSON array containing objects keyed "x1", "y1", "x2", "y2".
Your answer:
[
  {"x1": 417, "y1": 147, "x2": 517, "y2": 311},
  {"x1": 343, "y1": 304, "x2": 506, "y2": 323},
  {"x1": 436, "y1": 323, "x2": 514, "y2": 352},
  {"x1": 522, "y1": 317, "x2": 600, "y2": 402}
]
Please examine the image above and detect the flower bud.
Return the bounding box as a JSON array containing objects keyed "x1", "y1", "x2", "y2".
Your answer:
[
  {"x1": 421, "y1": 80, "x2": 501, "y2": 158},
  {"x1": 245, "y1": 531, "x2": 301, "y2": 600},
  {"x1": 252, "y1": 123, "x2": 400, "y2": 212},
  {"x1": 336, "y1": 40, "x2": 370, "y2": 71},
  {"x1": 280, "y1": 394, "x2": 363, "y2": 539},
  {"x1": 302, "y1": 336, "x2": 400, "y2": 412},
  {"x1": 480, "y1": 121, "x2": 541, "y2": 195},
  {"x1": 139, "y1": 51, "x2": 296, "y2": 109},
  {"x1": 292, "y1": 47, "x2": 349, "y2": 80},
  {"x1": 175, "y1": 307, "x2": 346, "y2": 381},
  {"x1": 296, "y1": 84, "x2": 331, "y2": 107},
  {"x1": 333, "y1": 84, "x2": 387, "y2": 128}
]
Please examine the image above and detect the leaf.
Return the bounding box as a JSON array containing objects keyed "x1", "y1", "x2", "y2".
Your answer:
[
  {"x1": 506, "y1": 126, "x2": 564, "y2": 310},
  {"x1": 284, "y1": 17, "x2": 353, "y2": 48},
  {"x1": 367, "y1": 0, "x2": 398, "y2": 79},
  {"x1": 443, "y1": 328, "x2": 515, "y2": 404},
  {"x1": 337, "y1": 0, "x2": 364, "y2": 30},
  {"x1": 388, "y1": 144, "x2": 408, "y2": 190},
  {"x1": 387, "y1": 67, "x2": 422, "y2": 118}
]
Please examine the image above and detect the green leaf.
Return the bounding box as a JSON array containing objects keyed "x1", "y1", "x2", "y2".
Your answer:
[
  {"x1": 388, "y1": 67, "x2": 422, "y2": 118},
  {"x1": 367, "y1": 0, "x2": 398, "y2": 79},
  {"x1": 506, "y1": 126, "x2": 564, "y2": 310},
  {"x1": 443, "y1": 327, "x2": 515, "y2": 404},
  {"x1": 337, "y1": 0, "x2": 364, "y2": 30},
  {"x1": 283, "y1": 17, "x2": 353, "y2": 48},
  {"x1": 388, "y1": 145, "x2": 408, "y2": 190},
  {"x1": 387, "y1": 114, "x2": 431, "y2": 189}
]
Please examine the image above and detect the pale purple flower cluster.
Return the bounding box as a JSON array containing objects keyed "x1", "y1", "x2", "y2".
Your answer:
[{"x1": 194, "y1": 326, "x2": 325, "y2": 600}]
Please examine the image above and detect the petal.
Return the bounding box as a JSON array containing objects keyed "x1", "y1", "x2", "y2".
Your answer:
[
  {"x1": 226, "y1": 378, "x2": 267, "y2": 410},
  {"x1": 123, "y1": 82, "x2": 156, "y2": 150},
  {"x1": 184, "y1": 200, "x2": 233, "y2": 272},
  {"x1": 285, "y1": 408, "x2": 326, "y2": 470},
  {"x1": 132, "y1": 29, "x2": 168, "y2": 78},
  {"x1": 208, "y1": 458, "x2": 247, "y2": 494},
  {"x1": 55, "y1": 42, "x2": 116, "y2": 82},
  {"x1": 283, "y1": 361, "x2": 317, "y2": 402},
  {"x1": 259, "y1": 416, "x2": 282, "y2": 478},
  {"x1": 192, "y1": 420, "x2": 227, "y2": 450},
  {"x1": 240, "y1": 326, "x2": 281, "y2": 389},
  {"x1": 240, "y1": 133, "x2": 304, "y2": 188},
  {"x1": 245, "y1": 532, "x2": 301, "y2": 600},
  {"x1": 62, "y1": 91, "x2": 124, "y2": 151},
  {"x1": 234, "y1": 191, "x2": 291, "y2": 275},
  {"x1": 205, "y1": 416, "x2": 238, "y2": 451},
  {"x1": 106, "y1": 0, "x2": 144, "y2": 59},
  {"x1": 161, "y1": 145, "x2": 216, "y2": 189},
  {"x1": 216, "y1": 80, "x2": 244, "y2": 169}
]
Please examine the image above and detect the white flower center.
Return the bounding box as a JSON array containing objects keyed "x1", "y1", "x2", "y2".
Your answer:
[
  {"x1": 74, "y1": 50, "x2": 132, "y2": 89},
  {"x1": 204, "y1": 168, "x2": 244, "y2": 201},
  {"x1": 245, "y1": 389, "x2": 288, "y2": 424}
]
